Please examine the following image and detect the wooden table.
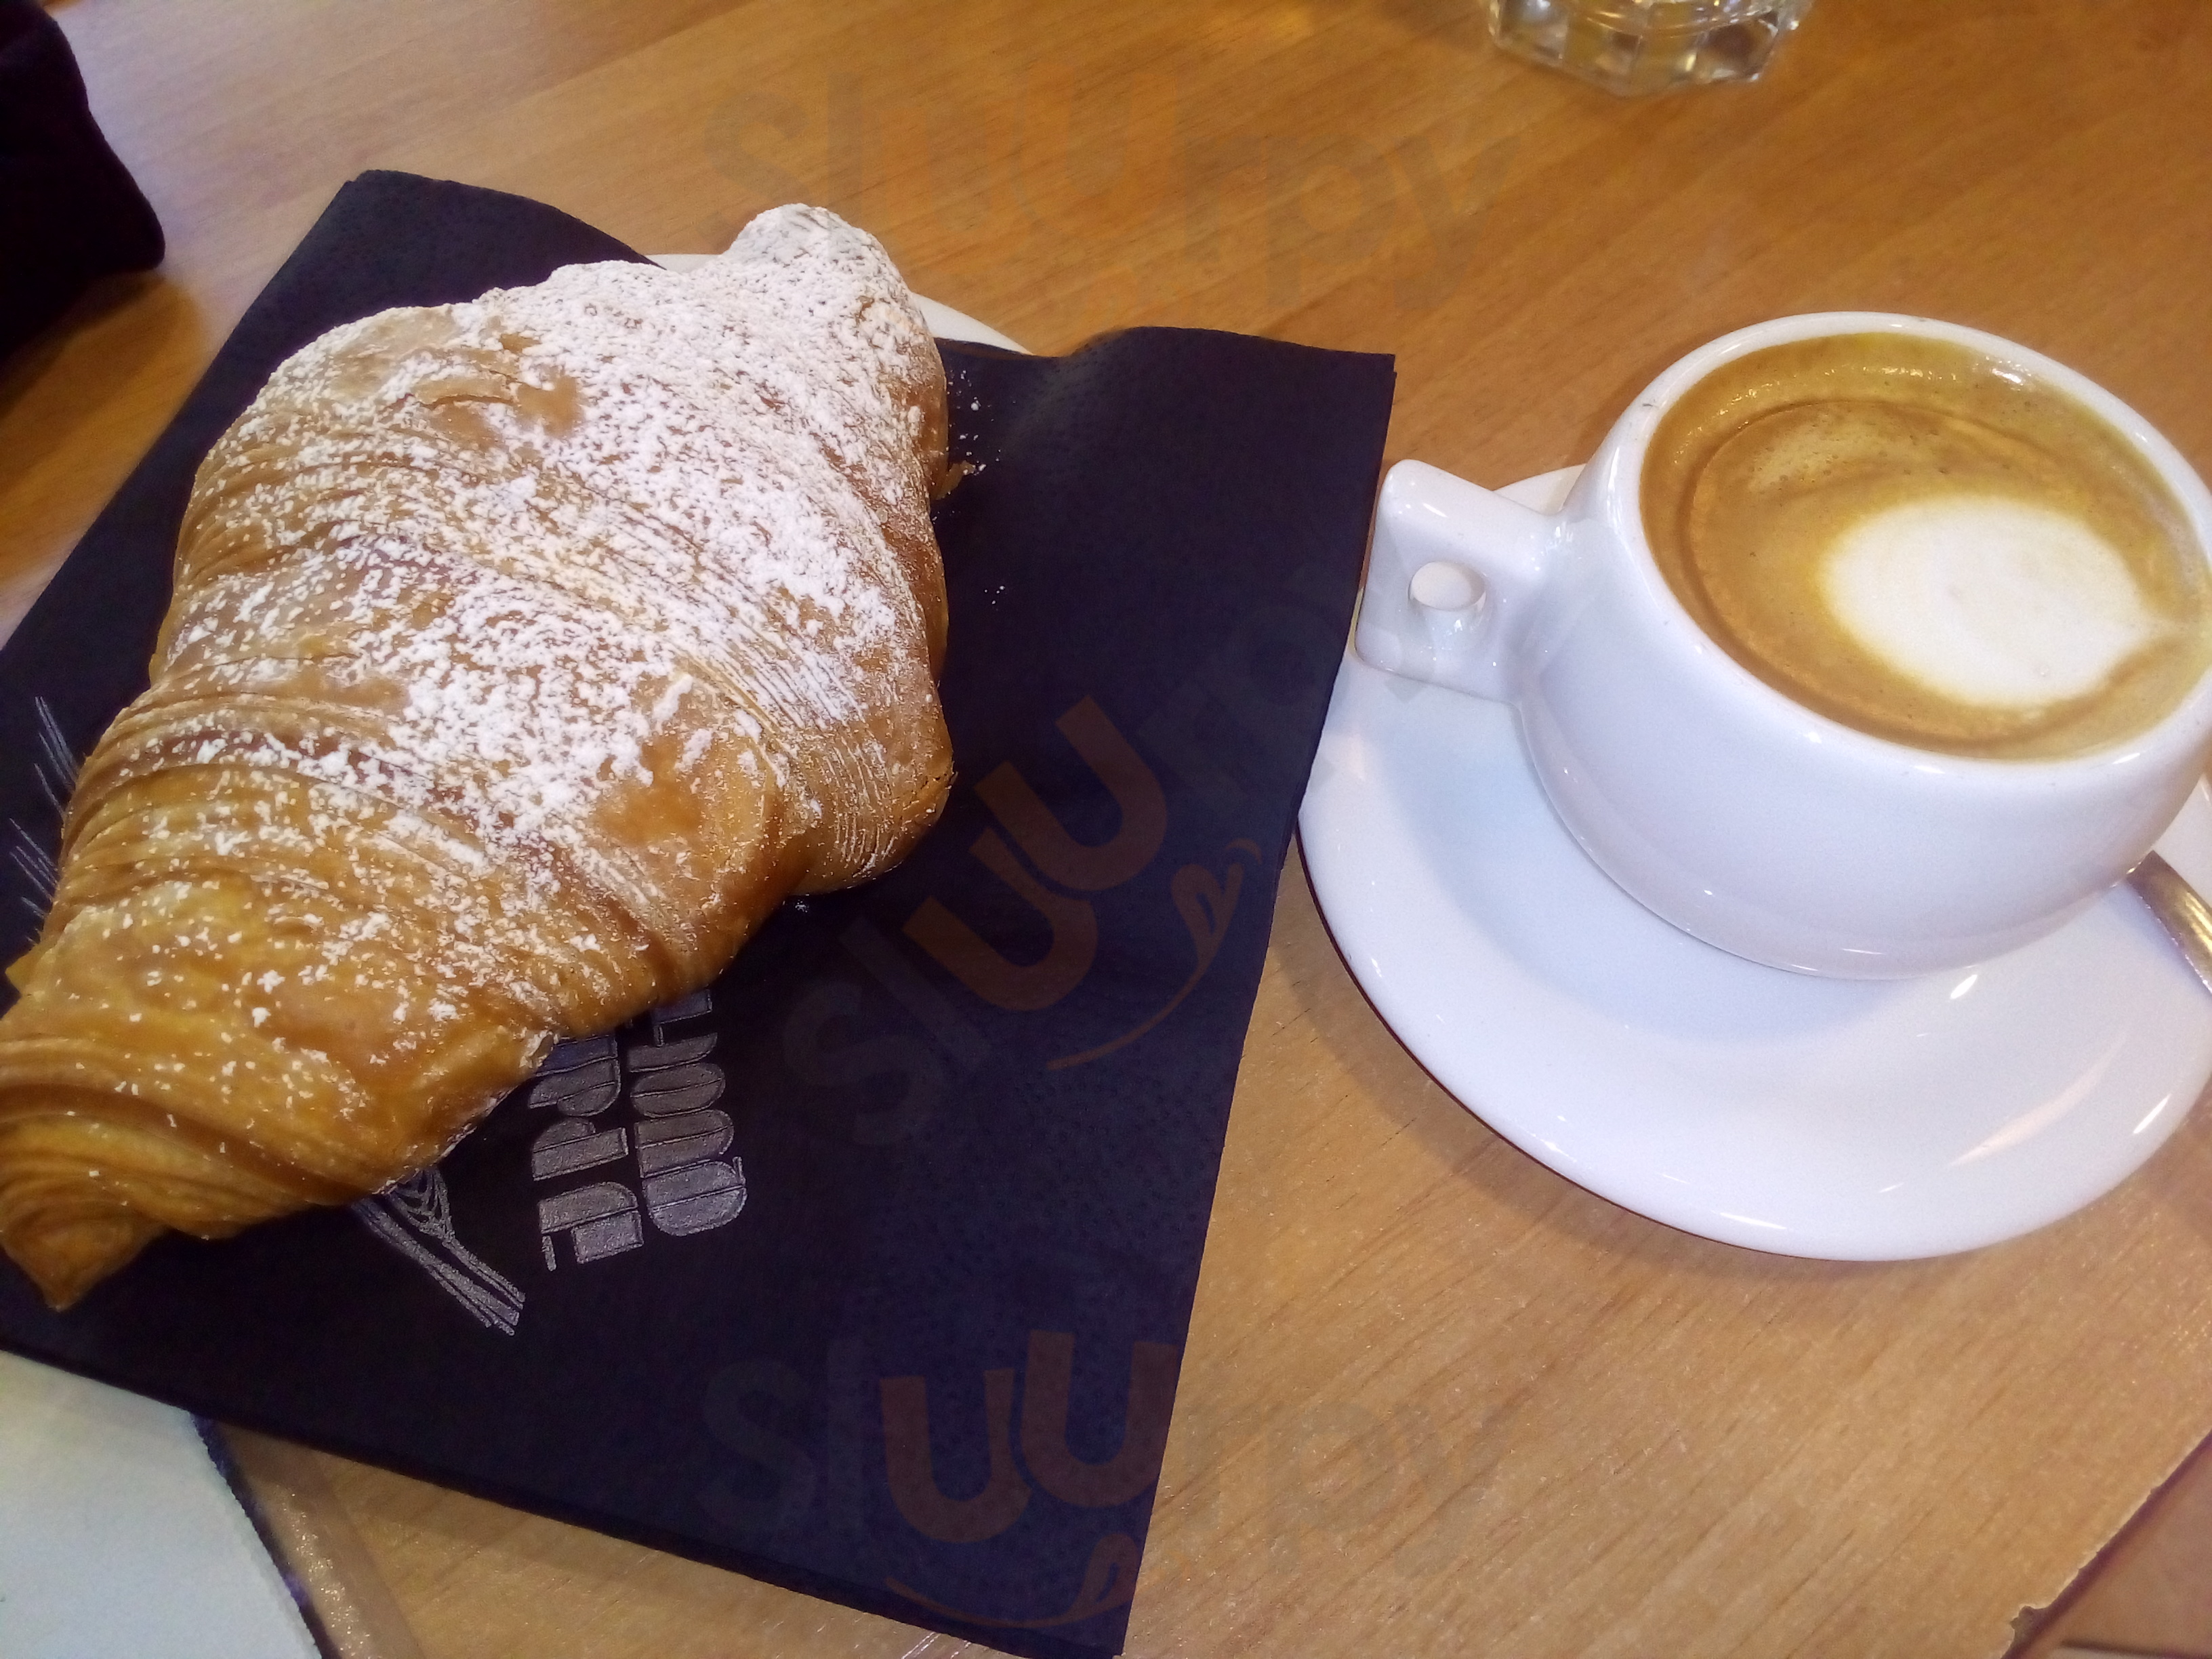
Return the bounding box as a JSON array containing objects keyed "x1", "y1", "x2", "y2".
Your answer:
[{"x1": 9, "y1": 2, "x2": 2212, "y2": 1654}]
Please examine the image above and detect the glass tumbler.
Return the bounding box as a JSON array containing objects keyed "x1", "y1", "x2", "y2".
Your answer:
[{"x1": 1484, "y1": 0, "x2": 1814, "y2": 96}]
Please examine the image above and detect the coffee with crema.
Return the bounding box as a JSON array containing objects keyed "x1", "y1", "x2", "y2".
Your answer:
[{"x1": 1641, "y1": 333, "x2": 2212, "y2": 759}]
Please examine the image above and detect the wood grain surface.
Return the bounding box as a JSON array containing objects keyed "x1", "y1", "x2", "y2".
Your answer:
[{"x1": 11, "y1": 3, "x2": 2212, "y2": 1656}]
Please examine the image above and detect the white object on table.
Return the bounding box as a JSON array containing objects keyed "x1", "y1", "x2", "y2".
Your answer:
[{"x1": 0, "y1": 1351, "x2": 317, "y2": 1659}]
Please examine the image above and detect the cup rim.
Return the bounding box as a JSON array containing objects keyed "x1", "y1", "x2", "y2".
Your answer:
[{"x1": 1595, "y1": 310, "x2": 2212, "y2": 787}]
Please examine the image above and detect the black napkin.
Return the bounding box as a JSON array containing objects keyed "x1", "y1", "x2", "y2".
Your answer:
[
  {"x1": 0, "y1": 172, "x2": 1392, "y2": 1659},
  {"x1": 0, "y1": 0, "x2": 163, "y2": 363}
]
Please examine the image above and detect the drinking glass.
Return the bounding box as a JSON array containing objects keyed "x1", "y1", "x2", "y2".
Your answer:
[{"x1": 1484, "y1": 0, "x2": 1815, "y2": 96}]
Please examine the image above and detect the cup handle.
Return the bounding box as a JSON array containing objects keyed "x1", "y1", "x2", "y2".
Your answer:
[{"x1": 1353, "y1": 459, "x2": 1560, "y2": 702}]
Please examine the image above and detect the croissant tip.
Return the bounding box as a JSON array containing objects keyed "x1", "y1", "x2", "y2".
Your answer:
[{"x1": 5, "y1": 1214, "x2": 163, "y2": 1311}]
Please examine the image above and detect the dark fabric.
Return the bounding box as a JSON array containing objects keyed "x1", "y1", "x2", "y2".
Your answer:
[
  {"x1": 0, "y1": 172, "x2": 1394, "y2": 1659},
  {"x1": 0, "y1": 0, "x2": 164, "y2": 362}
]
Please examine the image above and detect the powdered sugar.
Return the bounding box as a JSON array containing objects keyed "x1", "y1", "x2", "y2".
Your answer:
[
  {"x1": 62, "y1": 206, "x2": 954, "y2": 952},
  {"x1": 150, "y1": 208, "x2": 943, "y2": 882}
]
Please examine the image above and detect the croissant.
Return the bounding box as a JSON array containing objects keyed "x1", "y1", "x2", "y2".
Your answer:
[{"x1": 0, "y1": 205, "x2": 954, "y2": 1308}]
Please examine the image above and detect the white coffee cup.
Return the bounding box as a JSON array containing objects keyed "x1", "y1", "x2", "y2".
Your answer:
[{"x1": 1355, "y1": 312, "x2": 2212, "y2": 978}]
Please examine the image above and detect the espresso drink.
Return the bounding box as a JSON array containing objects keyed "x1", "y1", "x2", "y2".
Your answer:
[{"x1": 1641, "y1": 333, "x2": 2212, "y2": 759}]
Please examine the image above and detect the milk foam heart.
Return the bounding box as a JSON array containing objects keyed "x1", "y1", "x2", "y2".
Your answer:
[{"x1": 1821, "y1": 496, "x2": 2159, "y2": 708}]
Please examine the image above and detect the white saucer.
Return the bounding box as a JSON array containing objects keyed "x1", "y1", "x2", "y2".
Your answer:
[{"x1": 1299, "y1": 467, "x2": 2212, "y2": 1260}]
